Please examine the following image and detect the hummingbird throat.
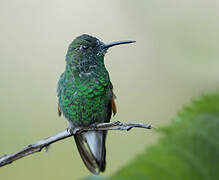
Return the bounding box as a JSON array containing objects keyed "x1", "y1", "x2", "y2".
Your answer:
[{"x1": 78, "y1": 58, "x2": 98, "y2": 74}]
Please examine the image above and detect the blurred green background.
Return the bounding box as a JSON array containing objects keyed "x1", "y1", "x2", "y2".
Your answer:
[{"x1": 0, "y1": 0, "x2": 219, "y2": 179}]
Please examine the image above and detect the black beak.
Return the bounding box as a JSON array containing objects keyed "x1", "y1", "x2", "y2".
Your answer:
[{"x1": 103, "y1": 40, "x2": 136, "y2": 49}]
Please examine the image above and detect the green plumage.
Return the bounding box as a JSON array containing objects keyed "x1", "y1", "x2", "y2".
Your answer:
[{"x1": 57, "y1": 34, "x2": 112, "y2": 126}]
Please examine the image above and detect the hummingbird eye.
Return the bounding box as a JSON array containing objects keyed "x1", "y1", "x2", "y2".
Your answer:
[{"x1": 80, "y1": 44, "x2": 89, "y2": 50}]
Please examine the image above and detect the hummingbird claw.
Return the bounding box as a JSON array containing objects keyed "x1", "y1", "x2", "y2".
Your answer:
[
  {"x1": 90, "y1": 122, "x2": 99, "y2": 130},
  {"x1": 67, "y1": 127, "x2": 71, "y2": 134},
  {"x1": 67, "y1": 127, "x2": 75, "y2": 135}
]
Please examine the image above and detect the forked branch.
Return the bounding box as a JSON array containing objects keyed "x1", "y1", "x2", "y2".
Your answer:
[{"x1": 0, "y1": 121, "x2": 152, "y2": 167}]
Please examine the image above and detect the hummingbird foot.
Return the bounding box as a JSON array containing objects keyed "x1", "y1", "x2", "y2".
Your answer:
[
  {"x1": 67, "y1": 127, "x2": 80, "y2": 135},
  {"x1": 90, "y1": 122, "x2": 101, "y2": 130},
  {"x1": 67, "y1": 122, "x2": 80, "y2": 135}
]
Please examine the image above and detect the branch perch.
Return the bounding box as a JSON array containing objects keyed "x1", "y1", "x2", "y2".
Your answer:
[{"x1": 0, "y1": 121, "x2": 152, "y2": 167}]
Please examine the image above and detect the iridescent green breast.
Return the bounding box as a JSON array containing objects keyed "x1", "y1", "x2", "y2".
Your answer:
[{"x1": 57, "y1": 71, "x2": 112, "y2": 126}]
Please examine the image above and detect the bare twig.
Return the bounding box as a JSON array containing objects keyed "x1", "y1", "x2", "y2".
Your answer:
[{"x1": 0, "y1": 121, "x2": 152, "y2": 167}]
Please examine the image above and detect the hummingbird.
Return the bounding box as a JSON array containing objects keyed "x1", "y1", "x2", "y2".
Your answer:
[{"x1": 57, "y1": 34, "x2": 135, "y2": 174}]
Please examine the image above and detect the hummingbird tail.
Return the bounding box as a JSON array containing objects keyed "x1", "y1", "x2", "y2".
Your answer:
[{"x1": 74, "y1": 131, "x2": 106, "y2": 174}]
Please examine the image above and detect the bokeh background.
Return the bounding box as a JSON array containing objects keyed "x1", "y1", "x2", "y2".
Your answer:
[{"x1": 0, "y1": 0, "x2": 219, "y2": 179}]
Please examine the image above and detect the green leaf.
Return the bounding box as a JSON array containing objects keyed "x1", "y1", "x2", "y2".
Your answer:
[{"x1": 109, "y1": 94, "x2": 219, "y2": 180}]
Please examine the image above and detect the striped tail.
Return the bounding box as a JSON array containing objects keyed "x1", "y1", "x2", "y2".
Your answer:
[{"x1": 74, "y1": 131, "x2": 107, "y2": 174}]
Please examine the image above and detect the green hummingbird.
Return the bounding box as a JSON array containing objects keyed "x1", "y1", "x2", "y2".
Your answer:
[{"x1": 57, "y1": 34, "x2": 135, "y2": 174}]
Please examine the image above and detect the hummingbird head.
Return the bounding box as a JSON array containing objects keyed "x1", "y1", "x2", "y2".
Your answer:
[{"x1": 65, "y1": 34, "x2": 135, "y2": 75}]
